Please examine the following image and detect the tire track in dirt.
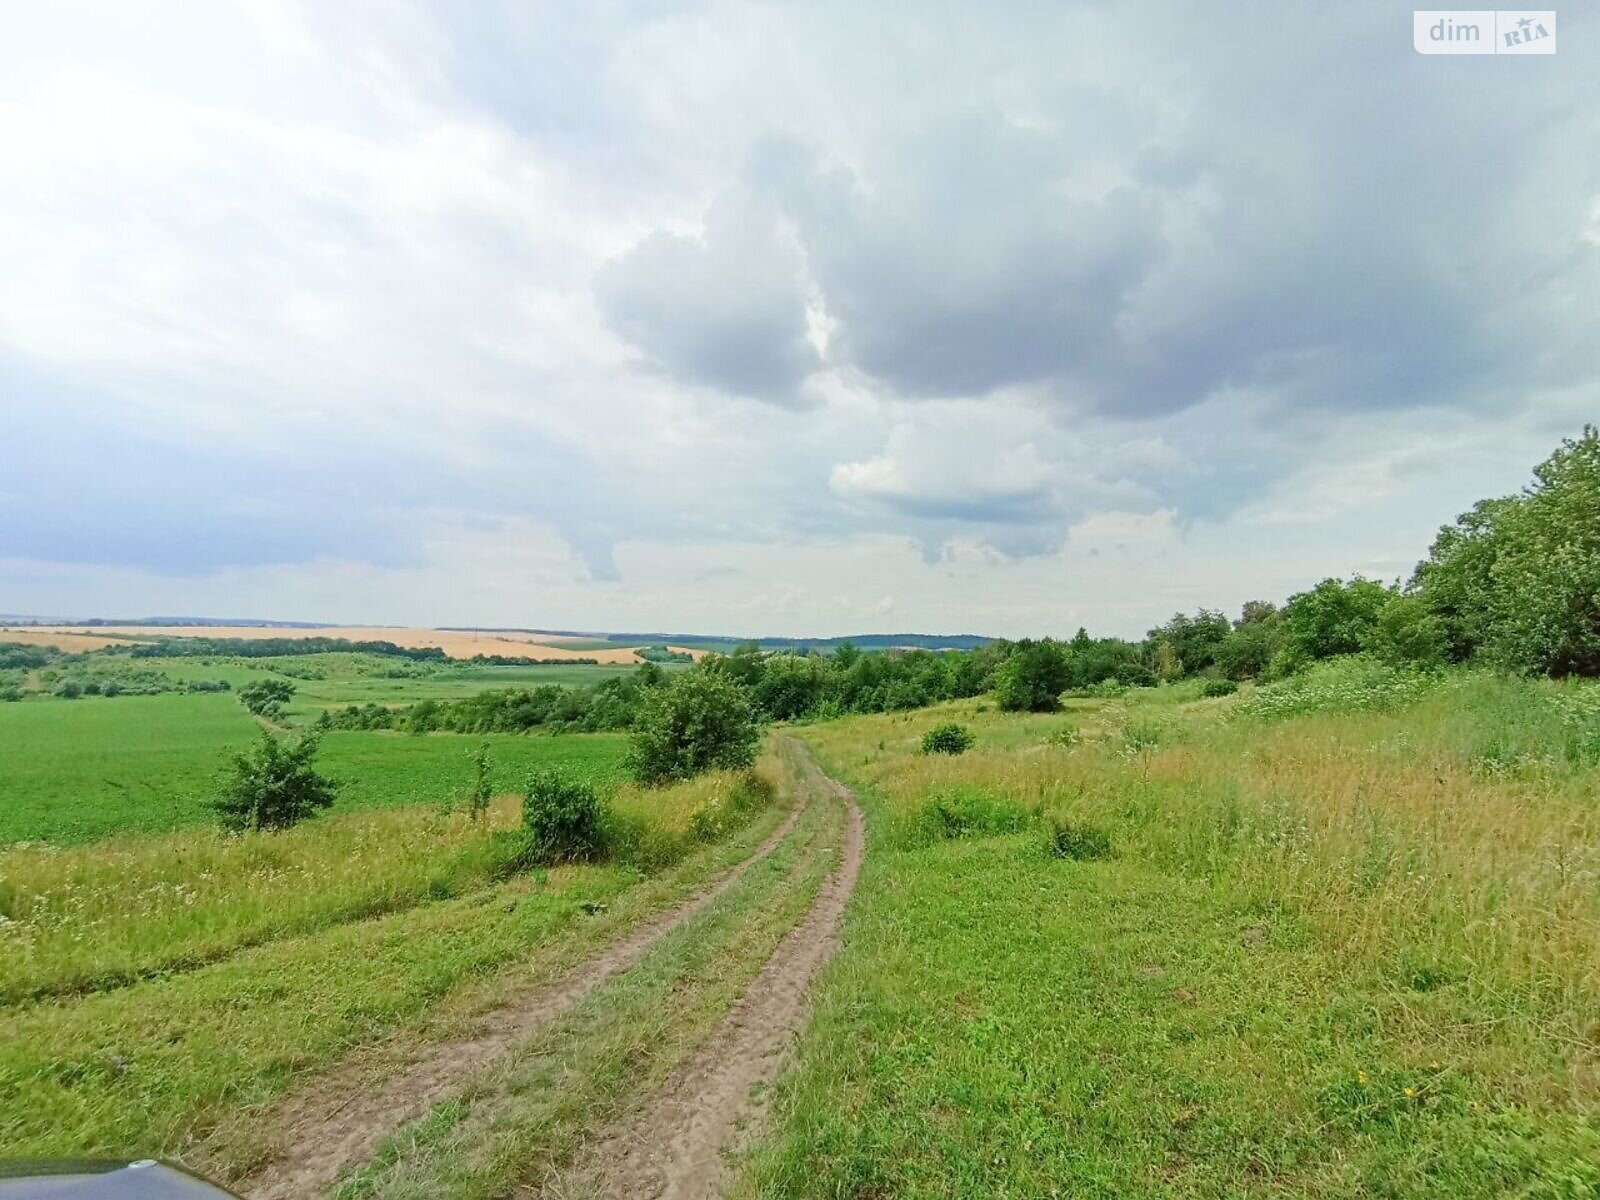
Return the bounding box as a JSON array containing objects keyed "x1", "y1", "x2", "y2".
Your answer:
[
  {"x1": 231, "y1": 793, "x2": 810, "y2": 1200},
  {"x1": 579, "y1": 739, "x2": 864, "y2": 1200}
]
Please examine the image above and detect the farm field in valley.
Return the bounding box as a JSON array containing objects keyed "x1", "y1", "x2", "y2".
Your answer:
[{"x1": 0, "y1": 671, "x2": 632, "y2": 845}]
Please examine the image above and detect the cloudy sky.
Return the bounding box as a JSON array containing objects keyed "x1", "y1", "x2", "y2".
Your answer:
[{"x1": 2, "y1": 2, "x2": 1596, "y2": 637}]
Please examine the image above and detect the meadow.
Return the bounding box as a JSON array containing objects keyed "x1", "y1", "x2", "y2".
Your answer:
[
  {"x1": 738, "y1": 666, "x2": 1600, "y2": 1197},
  {"x1": 140, "y1": 652, "x2": 681, "y2": 708},
  {"x1": 0, "y1": 755, "x2": 784, "y2": 1164},
  {"x1": 0, "y1": 672, "x2": 631, "y2": 845}
]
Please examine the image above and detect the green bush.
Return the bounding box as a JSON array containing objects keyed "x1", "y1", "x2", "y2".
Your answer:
[
  {"x1": 920, "y1": 723, "x2": 975, "y2": 755},
  {"x1": 627, "y1": 670, "x2": 760, "y2": 784},
  {"x1": 902, "y1": 786, "x2": 1033, "y2": 847},
  {"x1": 214, "y1": 730, "x2": 340, "y2": 832},
  {"x1": 1371, "y1": 594, "x2": 1449, "y2": 669},
  {"x1": 994, "y1": 640, "x2": 1071, "y2": 711},
  {"x1": 520, "y1": 770, "x2": 607, "y2": 864},
  {"x1": 1046, "y1": 818, "x2": 1114, "y2": 861},
  {"x1": 1201, "y1": 678, "x2": 1239, "y2": 698}
]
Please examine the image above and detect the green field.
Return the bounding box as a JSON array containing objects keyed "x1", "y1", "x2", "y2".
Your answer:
[
  {"x1": 0, "y1": 690, "x2": 627, "y2": 845},
  {"x1": 136, "y1": 653, "x2": 682, "y2": 715}
]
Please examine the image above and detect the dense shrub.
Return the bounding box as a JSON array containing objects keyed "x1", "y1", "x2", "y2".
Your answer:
[
  {"x1": 1201, "y1": 678, "x2": 1239, "y2": 698},
  {"x1": 519, "y1": 770, "x2": 607, "y2": 864},
  {"x1": 0, "y1": 643, "x2": 59, "y2": 670},
  {"x1": 921, "y1": 723, "x2": 976, "y2": 755},
  {"x1": 214, "y1": 731, "x2": 340, "y2": 832},
  {"x1": 1046, "y1": 818, "x2": 1114, "y2": 861},
  {"x1": 628, "y1": 671, "x2": 760, "y2": 784},
  {"x1": 1371, "y1": 594, "x2": 1449, "y2": 669},
  {"x1": 994, "y1": 640, "x2": 1072, "y2": 712}
]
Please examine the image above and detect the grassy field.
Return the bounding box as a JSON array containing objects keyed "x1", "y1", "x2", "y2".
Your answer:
[
  {"x1": 0, "y1": 757, "x2": 784, "y2": 1165},
  {"x1": 0, "y1": 689, "x2": 628, "y2": 845},
  {"x1": 135, "y1": 653, "x2": 684, "y2": 713},
  {"x1": 737, "y1": 669, "x2": 1600, "y2": 1197}
]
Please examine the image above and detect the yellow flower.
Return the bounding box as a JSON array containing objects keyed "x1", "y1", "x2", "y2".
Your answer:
[
  {"x1": 1357, "y1": 1070, "x2": 1369, "y2": 1085},
  {"x1": 1404, "y1": 1087, "x2": 1416, "y2": 1098}
]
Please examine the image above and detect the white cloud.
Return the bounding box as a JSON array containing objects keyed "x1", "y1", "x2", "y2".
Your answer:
[{"x1": 1, "y1": 0, "x2": 1596, "y2": 635}]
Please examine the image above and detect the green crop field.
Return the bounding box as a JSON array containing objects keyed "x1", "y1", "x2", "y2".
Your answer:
[
  {"x1": 0, "y1": 689, "x2": 628, "y2": 845},
  {"x1": 134, "y1": 653, "x2": 684, "y2": 716}
]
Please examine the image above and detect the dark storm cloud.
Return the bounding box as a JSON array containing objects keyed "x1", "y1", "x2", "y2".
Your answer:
[
  {"x1": 599, "y1": 4, "x2": 1598, "y2": 425},
  {"x1": 593, "y1": 190, "x2": 821, "y2": 405}
]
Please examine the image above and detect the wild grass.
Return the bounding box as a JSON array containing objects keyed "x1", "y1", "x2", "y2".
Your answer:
[
  {"x1": 0, "y1": 755, "x2": 774, "y2": 1006},
  {"x1": 739, "y1": 672, "x2": 1600, "y2": 1196},
  {"x1": 0, "y1": 754, "x2": 782, "y2": 1162}
]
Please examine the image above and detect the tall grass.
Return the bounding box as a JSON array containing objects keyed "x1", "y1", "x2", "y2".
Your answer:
[
  {"x1": 0, "y1": 756, "x2": 777, "y2": 1005},
  {"x1": 0, "y1": 799, "x2": 531, "y2": 1004},
  {"x1": 805, "y1": 673, "x2": 1600, "y2": 1115}
]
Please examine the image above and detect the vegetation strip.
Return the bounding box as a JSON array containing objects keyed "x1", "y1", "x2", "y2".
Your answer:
[
  {"x1": 588, "y1": 738, "x2": 865, "y2": 1199},
  {"x1": 231, "y1": 785, "x2": 810, "y2": 1200}
]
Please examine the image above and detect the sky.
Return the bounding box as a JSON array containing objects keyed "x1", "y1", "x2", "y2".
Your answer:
[{"x1": 2, "y1": 1, "x2": 1596, "y2": 639}]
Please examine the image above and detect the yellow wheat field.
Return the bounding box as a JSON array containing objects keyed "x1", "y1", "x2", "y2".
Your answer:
[{"x1": 2, "y1": 625, "x2": 703, "y2": 663}]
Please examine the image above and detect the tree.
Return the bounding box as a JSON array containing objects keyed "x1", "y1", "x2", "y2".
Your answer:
[
  {"x1": 1370, "y1": 594, "x2": 1448, "y2": 669},
  {"x1": 214, "y1": 730, "x2": 339, "y2": 832},
  {"x1": 1146, "y1": 610, "x2": 1231, "y2": 677},
  {"x1": 1281, "y1": 577, "x2": 1394, "y2": 662},
  {"x1": 627, "y1": 670, "x2": 761, "y2": 784},
  {"x1": 1478, "y1": 426, "x2": 1600, "y2": 675},
  {"x1": 1412, "y1": 497, "x2": 1518, "y2": 661},
  {"x1": 238, "y1": 678, "x2": 296, "y2": 719},
  {"x1": 994, "y1": 640, "x2": 1071, "y2": 711},
  {"x1": 1413, "y1": 427, "x2": 1600, "y2": 675},
  {"x1": 753, "y1": 653, "x2": 826, "y2": 720},
  {"x1": 1215, "y1": 601, "x2": 1285, "y2": 680}
]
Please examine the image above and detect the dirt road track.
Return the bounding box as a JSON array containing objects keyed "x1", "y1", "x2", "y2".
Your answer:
[
  {"x1": 233, "y1": 794, "x2": 808, "y2": 1200},
  {"x1": 584, "y1": 740, "x2": 865, "y2": 1199}
]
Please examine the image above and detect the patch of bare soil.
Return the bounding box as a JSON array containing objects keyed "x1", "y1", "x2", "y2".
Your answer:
[
  {"x1": 226, "y1": 798, "x2": 807, "y2": 1200},
  {"x1": 583, "y1": 741, "x2": 865, "y2": 1200}
]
